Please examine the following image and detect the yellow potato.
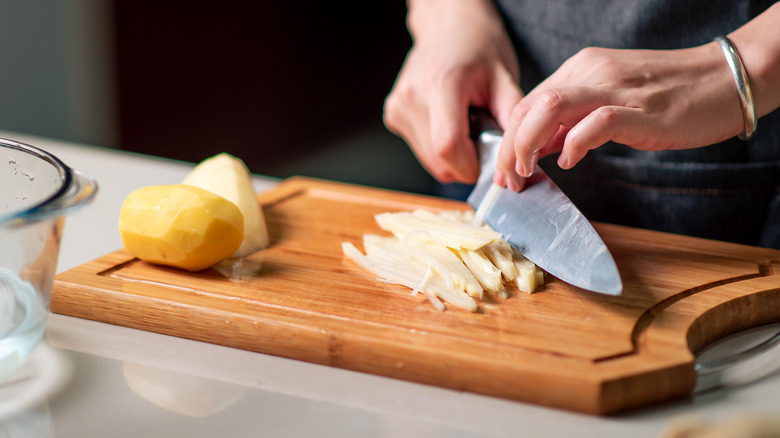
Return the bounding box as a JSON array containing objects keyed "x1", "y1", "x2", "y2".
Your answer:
[
  {"x1": 182, "y1": 153, "x2": 268, "y2": 257},
  {"x1": 119, "y1": 184, "x2": 244, "y2": 271}
]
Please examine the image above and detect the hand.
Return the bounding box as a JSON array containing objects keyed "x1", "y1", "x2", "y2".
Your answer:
[
  {"x1": 495, "y1": 43, "x2": 746, "y2": 190},
  {"x1": 384, "y1": 0, "x2": 523, "y2": 184}
]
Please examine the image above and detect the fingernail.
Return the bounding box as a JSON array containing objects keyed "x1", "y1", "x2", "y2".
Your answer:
[
  {"x1": 515, "y1": 162, "x2": 526, "y2": 178},
  {"x1": 557, "y1": 153, "x2": 569, "y2": 169}
]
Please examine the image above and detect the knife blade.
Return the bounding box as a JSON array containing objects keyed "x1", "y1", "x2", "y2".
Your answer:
[{"x1": 466, "y1": 110, "x2": 622, "y2": 295}]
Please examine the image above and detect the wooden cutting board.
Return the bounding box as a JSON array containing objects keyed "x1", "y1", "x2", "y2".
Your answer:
[{"x1": 51, "y1": 177, "x2": 780, "y2": 414}]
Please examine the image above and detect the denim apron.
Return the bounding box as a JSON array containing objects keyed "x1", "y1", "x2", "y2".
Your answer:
[{"x1": 488, "y1": 0, "x2": 780, "y2": 249}]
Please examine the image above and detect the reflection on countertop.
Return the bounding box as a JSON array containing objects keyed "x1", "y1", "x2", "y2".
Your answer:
[
  {"x1": 0, "y1": 341, "x2": 72, "y2": 436},
  {"x1": 42, "y1": 311, "x2": 780, "y2": 438},
  {"x1": 44, "y1": 313, "x2": 599, "y2": 437}
]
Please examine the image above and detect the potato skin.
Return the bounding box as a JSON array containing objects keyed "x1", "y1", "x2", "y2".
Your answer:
[{"x1": 119, "y1": 184, "x2": 244, "y2": 271}]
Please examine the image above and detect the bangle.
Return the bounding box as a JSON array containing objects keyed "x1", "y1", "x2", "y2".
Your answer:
[{"x1": 714, "y1": 35, "x2": 757, "y2": 141}]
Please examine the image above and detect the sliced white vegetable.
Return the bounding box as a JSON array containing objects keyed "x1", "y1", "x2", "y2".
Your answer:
[
  {"x1": 343, "y1": 208, "x2": 543, "y2": 311},
  {"x1": 481, "y1": 241, "x2": 518, "y2": 281},
  {"x1": 396, "y1": 231, "x2": 455, "y2": 290},
  {"x1": 509, "y1": 247, "x2": 540, "y2": 294},
  {"x1": 343, "y1": 240, "x2": 477, "y2": 312},
  {"x1": 410, "y1": 264, "x2": 433, "y2": 296},
  {"x1": 422, "y1": 290, "x2": 447, "y2": 312},
  {"x1": 401, "y1": 231, "x2": 483, "y2": 298},
  {"x1": 471, "y1": 182, "x2": 503, "y2": 226},
  {"x1": 439, "y1": 209, "x2": 474, "y2": 223},
  {"x1": 375, "y1": 209, "x2": 500, "y2": 250},
  {"x1": 513, "y1": 258, "x2": 535, "y2": 293},
  {"x1": 534, "y1": 266, "x2": 545, "y2": 288},
  {"x1": 454, "y1": 248, "x2": 502, "y2": 295}
]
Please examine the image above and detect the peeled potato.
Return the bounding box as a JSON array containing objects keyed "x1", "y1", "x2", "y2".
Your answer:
[
  {"x1": 119, "y1": 184, "x2": 244, "y2": 271},
  {"x1": 182, "y1": 153, "x2": 268, "y2": 258}
]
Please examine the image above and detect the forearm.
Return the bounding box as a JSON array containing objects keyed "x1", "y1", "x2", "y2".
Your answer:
[
  {"x1": 729, "y1": 2, "x2": 780, "y2": 118},
  {"x1": 406, "y1": 0, "x2": 505, "y2": 43}
]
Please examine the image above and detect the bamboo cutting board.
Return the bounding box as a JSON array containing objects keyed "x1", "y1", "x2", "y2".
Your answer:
[{"x1": 51, "y1": 177, "x2": 780, "y2": 414}]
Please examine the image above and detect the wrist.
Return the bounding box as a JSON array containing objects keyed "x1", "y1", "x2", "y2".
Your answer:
[
  {"x1": 714, "y1": 36, "x2": 757, "y2": 140},
  {"x1": 727, "y1": 3, "x2": 780, "y2": 118},
  {"x1": 407, "y1": 0, "x2": 501, "y2": 41}
]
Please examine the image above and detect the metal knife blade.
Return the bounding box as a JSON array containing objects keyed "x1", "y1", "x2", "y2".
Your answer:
[{"x1": 466, "y1": 115, "x2": 622, "y2": 295}]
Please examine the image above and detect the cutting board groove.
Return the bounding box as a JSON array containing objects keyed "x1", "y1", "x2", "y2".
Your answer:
[{"x1": 52, "y1": 177, "x2": 780, "y2": 414}]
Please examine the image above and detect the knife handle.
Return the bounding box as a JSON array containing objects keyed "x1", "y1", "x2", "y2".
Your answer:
[{"x1": 468, "y1": 107, "x2": 502, "y2": 143}]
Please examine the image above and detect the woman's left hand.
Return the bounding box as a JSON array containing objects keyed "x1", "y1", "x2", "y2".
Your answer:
[{"x1": 495, "y1": 42, "x2": 744, "y2": 190}]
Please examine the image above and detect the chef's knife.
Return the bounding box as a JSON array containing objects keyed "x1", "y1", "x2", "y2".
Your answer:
[{"x1": 466, "y1": 109, "x2": 622, "y2": 295}]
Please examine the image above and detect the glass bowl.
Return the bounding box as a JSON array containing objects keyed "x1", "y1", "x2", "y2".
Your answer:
[{"x1": 0, "y1": 138, "x2": 97, "y2": 382}]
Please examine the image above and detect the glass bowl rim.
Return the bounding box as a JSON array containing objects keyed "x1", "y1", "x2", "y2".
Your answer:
[{"x1": 0, "y1": 138, "x2": 72, "y2": 227}]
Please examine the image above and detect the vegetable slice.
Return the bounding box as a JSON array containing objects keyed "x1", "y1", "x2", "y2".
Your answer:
[
  {"x1": 343, "y1": 209, "x2": 543, "y2": 311},
  {"x1": 375, "y1": 209, "x2": 501, "y2": 250}
]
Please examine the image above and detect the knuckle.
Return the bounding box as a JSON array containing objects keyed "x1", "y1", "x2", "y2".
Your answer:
[
  {"x1": 382, "y1": 94, "x2": 402, "y2": 129},
  {"x1": 594, "y1": 106, "x2": 620, "y2": 125},
  {"x1": 435, "y1": 173, "x2": 456, "y2": 184},
  {"x1": 432, "y1": 63, "x2": 460, "y2": 83},
  {"x1": 385, "y1": 84, "x2": 413, "y2": 111},
  {"x1": 383, "y1": 85, "x2": 418, "y2": 133},
  {"x1": 568, "y1": 47, "x2": 622, "y2": 79},
  {"x1": 425, "y1": 160, "x2": 456, "y2": 183},
  {"x1": 538, "y1": 89, "x2": 568, "y2": 112},
  {"x1": 510, "y1": 101, "x2": 530, "y2": 124},
  {"x1": 572, "y1": 46, "x2": 613, "y2": 66},
  {"x1": 574, "y1": 46, "x2": 603, "y2": 60},
  {"x1": 424, "y1": 61, "x2": 466, "y2": 90},
  {"x1": 431, "y1": 132, "x2": 460, "y2": 161}
]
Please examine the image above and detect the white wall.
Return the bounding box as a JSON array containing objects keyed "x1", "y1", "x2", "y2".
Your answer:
[{"x1": 0, "y1": 1, "x2": 117, "y2": 148}]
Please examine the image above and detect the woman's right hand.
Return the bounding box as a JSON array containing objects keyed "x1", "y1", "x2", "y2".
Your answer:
[{"x1": 383, "y1": 0, "x2": 523, "y2": 184}]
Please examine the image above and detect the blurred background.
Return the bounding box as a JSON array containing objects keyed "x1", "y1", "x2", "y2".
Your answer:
[{"x1": 0, "y1": 1, "x2": 438, "y2": 194}]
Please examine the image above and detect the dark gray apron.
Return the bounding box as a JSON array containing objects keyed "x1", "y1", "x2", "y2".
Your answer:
[{"x1": 487, "y1": 0, "x2": 780, "y2": 248}]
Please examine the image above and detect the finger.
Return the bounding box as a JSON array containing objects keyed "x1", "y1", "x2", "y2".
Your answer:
[
  {"x1": 491, "y1": 68, "x2": 524, "y2": 131},
  {"x1": 560, "y1": 105, "x2": 649, "y2": 168},
  {"x1": 510, "y1": 87, "x2": 613, "y2": 177},
  {"x1": 383, "y1": 90, "x2": 438, "y2": 178},
  {"x1": 496, "y1": 135, "x2": 521, "y2": 191},
  {"x1": 495, "y1": 98, "x2": 532, "y2": 190},
  {"x1": 539, "y1": 125, "x2": 570, "y2": 157},
  {"x1": 490, "y1": 70, "x2": 524, "y2": 191},
  {"x1": 493, "y1": 171, "x2": 506, "y2": 187},
  {"x1": 427, "y1": 80, "x2": 479, "y2": 183},
  {"x1": 493, "y1": 124, "x2": 570, "y2": 191},
  {"x1": 494, "y1": 125, "x2": 566, "y2": 192}
]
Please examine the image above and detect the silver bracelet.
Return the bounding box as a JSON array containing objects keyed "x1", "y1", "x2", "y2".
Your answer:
[{"x1": 714, "y1": 35, "x2": 757, "y2": 141}]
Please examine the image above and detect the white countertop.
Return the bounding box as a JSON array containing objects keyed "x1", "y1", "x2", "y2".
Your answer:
[{"x1": 3, "y1": 131, "x2": 780, "y2": 437}]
